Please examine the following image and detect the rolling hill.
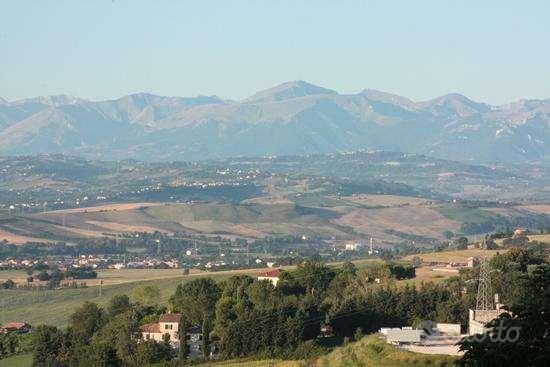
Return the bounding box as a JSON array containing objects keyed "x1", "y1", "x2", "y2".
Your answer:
[{"x1": 1, "y1": 81, "x2": 549, "y2": 163}]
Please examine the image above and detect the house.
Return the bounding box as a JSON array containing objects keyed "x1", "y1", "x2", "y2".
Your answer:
[
  {"x1": 257, "y1": 268, "x2": 283, "y2": 287},
  {"x1": 140, "y1": 313, "x2": 181, "y2": 346},
  {"x1": 345, "y1": 242, "x2": 360, "y2": 251},
  {"x1": 467, "y1": 257, "x2": 479, "y2": 268},
  {"x1": 2, "y1": 322, "x2": 31, "y2": 333},
  {"x1": 139, "y1": 313, "x2": 203, "y2": 354}
]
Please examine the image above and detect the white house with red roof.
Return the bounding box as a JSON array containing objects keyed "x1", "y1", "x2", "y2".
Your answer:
[
  {"x1": 140, "y1": 313, "x2": 182, "y2": 346},
  {"x1": 139, "y1": 313, "x2": 203, "y2": 354},
  {"x1": 257, "y1": 268, "x2": 283, "y2": 287}
]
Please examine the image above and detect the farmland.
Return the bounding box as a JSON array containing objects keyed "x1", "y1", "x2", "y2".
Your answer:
[{"x1": 2, "y1": 198, "x2": 548, "y2": 247}]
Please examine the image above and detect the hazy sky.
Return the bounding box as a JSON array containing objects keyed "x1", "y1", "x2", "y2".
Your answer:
[{"x1": 1, "y1": 0, "x2": 549, "y2": 104}]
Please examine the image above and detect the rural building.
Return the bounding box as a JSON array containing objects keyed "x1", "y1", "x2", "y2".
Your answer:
[
  {"x1": 386, "y1": 328, "x2": 424, "y2": 345},
  {"x1": 139, "y1": 313, "x2": 203, "y2": 352},
  {"x1": 140, "y1": 313, "x2": 182, "y2": 346},
  {"x1": 436, "y1": 323, "x2": 461, "y2": 335},
  {"x1": 467, "y1": 257, "x2": 479, "y2": 268},
  {"x1": 469, "y1": 296, "x2": 506, "y2": 335},
  {"x1": 257, "y1": 268, "x2": 283, "y2": 287},
  {"x1": 2, "y1": 322, "x2": 31, "y2": 333},
  {"x1": 345, "y1": 242, "x2": 360, "y2": 251},
  {"x1": 514, "y1": 228, "x2": 528, "y2": 236}
]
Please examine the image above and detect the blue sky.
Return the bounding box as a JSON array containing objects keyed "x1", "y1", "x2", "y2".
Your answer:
[{"x1": 1, "y1": 0, "x2": 549, "y2": 104}]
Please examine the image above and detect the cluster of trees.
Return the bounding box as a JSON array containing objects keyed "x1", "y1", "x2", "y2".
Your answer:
[
  {"x1": 28, "y1": 267, "x2": 97, "y2": 288},
  {"x1": 166, "y1": 260, "x2": 455, "y2": 360},
  {"x1": 1, "y1": 278, "x2": 15, "y2": 289},
  {"x1": 0, "y1": 332, "x2": 32, "y2": 358},
  {"x1": 31, "y1": 295, "x2": 174, "y2": 367},
  {"x1": 460, "y1": 212, "x2": 550, "y2": 235}
]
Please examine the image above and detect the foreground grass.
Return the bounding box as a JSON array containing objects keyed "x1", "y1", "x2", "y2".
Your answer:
[
  {"x1": 0, "y1": 268, "x2": 263, "y2": 327},
  {"x1": 316, "y1": 335, "x2": 457, "y2": 367},
  {"x1": 199, "y1": 359, "x2": 302, "y2": 366},
  {"x1": 198, "y1": 335, "x2": 457, "y2": 367},
  {"x1": 0, "y1": 353, "x2": 32, "y2": 367}
]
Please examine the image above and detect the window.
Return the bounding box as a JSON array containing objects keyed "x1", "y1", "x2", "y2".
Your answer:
[{"x1": 165, "y1": 324, "x2": 173, "y2": 330}]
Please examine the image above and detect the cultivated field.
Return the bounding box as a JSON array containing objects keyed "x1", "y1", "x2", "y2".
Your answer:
[
  {"x1": 341, "y1": 194, "x2": 431, "y2": 207},
  {"x1": 335, "y1": 206, "x2": 460, "y2": 244},
  {"x1": 0, "y1": 229, "x2": 52, "y2": 245},
  {"x1": 404, "y1": 249, "x2": 503, "y2": 263},
  {"x1": 1, "y1": 199, "x2": 547, "y2": 246}
]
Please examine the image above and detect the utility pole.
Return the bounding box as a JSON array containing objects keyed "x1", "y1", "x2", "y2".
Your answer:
[
  {"x1": 1, "y1": 297, "x2": 5, "y2": 326},
  {"x1": 246, "y1": 242, "x2": 250, "y2": 266},
  {"x1": 369, "y1": 237, "x2": 374, "y2": 255},
  {"x1": 99, "y1": 280, "x2": 103, "y2": 298}
]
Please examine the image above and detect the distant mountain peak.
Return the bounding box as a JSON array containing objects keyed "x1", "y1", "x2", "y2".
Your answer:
[
  {"x1": 420, "y1": 93, "x2": 490, "y2": 116},
  {"x1": 360, "y1": 88, "x2": 418, "y2": 110},
  {"x1": 245, "y1": 80, "x2": 338, "y2": 103},
  {"x1": 13, "y1": 94, "x2": 85, "y2": 107}
]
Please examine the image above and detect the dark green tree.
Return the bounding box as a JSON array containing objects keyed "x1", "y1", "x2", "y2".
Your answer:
[
  {"x1": 107, "y1": 294, "x2": 131, "y2": 318},
  {"x1": 169, "y1": 278, "x2": 220, "y2": 326},
  {"x1": 31, "y1": 325, "x2": 63, "y2": 367}
]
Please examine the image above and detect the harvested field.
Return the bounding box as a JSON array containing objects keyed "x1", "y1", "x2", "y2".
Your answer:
[
  {"x1": 335, "y1": 206, "x2": 460, "y2": 243},
  {"x1": 342, "y1": 194, "x2": 432, "y2": 207},
  {"x1": 44, "y1": 202, "x2": 161, "y2": 214},
  {"x1": 0, "y1": 229, "x2": 53, "y2": 245},
  {"x1": 84, "y1": 220, "x2": 166, "y2": 234}
]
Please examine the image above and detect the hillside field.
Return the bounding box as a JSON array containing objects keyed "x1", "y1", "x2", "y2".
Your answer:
[{"x1": 2, "y1": 198, "x2": 547, "y2": 246}]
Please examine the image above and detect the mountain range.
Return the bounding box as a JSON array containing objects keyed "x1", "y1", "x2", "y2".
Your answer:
[{"x1": 1, "y1": 81, "x2": 548, "y2": 163}]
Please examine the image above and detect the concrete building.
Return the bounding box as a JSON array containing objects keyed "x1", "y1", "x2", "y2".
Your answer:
[
  {"x1": 436, "y1": 323, "x2": 461, "y2": 335},
  {"x1": 386, "y1": 329, "x2": 424, "y2": 344},
  {"x1": 469, "y1": 295, "x2": 506, "y2": 335}
]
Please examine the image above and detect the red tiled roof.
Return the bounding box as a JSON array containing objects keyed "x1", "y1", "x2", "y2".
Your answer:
[
  {"x1": 258, "y1": 268, "x2": 282, "y2": 278},
  {"x1": 139, "y1": 323, "x2": 161, "y2": 333},
  {"x1": 3, "y1": 322, "x2": 28, "y2": 330},
  {"x1": 159, "y1": 313, "x2": 182, "y2": 323}
]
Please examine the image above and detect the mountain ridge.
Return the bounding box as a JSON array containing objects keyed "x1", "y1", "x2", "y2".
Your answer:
[{"x1": 1, "y1": 81, "x2": 549, "y2": 163}]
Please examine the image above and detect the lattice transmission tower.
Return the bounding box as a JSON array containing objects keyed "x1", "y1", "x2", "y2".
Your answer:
[{"x1": 476, "y1": 257, "x2": 494, "y2": 310}]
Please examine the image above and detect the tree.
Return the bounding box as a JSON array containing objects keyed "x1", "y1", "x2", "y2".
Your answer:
[
  {"x1": 169, "y1": 278, "x2": 220, "y2": 326},
  {"x1": 292, "y1": 260, "x2": 335, "y2": 297},
  {"x1": 178, "y1": 316, "x2": 190, "y2": 365},
  {"x1": 107, "y1": 294, "x2": 131, "y2": 317},
  {"x1": 69, "y1": 301, "x2": 104, "y2": 344},
  {"x1": 201, "y1": 315, "x2": 213, "y2": 359},
  {"x1": 1, "y1": 279, "x2": 15, "y2": 289},
  {"x1": 131, "y1": 285, "x2": 161, "y2": 307},
  {"x1": 136, "y1": 339, "x2": 171, "y2": 366},
  {"x1": 32, "y1": 325, "x2": 63, "y2": 367},
  {"x1": 443, "y1": 230, "x2": 454, "y2": 240},
  {"x1": 36, "y1": 271, "x2": 51, "y2": 281}
]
